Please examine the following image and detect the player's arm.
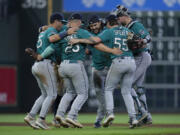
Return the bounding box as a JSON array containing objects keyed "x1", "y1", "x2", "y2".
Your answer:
[
  {"x1": 36, "y1": 43, "x2": 57, "y2": 61},
  {"x1": 37, "y1": 46, "x2": 55, "y2": 61},
  {"x1": 48, "y1": 27, "x2": 79, "y2": 43},
  {"x1": 24, "y1": 45, "x2": 54, "y2": 61},
  {"x1": 135, "y1": 23, "x2": 151, "y2": 44},
  {"x1": 69, "y1": 29, "x2": 110, "y2": 45},
  {"x1": 94, "y1": 43, "x2": 122, "y2": 55},
  {"x1": 69, "y1": 36, "x2": 101, "y2": 45}
]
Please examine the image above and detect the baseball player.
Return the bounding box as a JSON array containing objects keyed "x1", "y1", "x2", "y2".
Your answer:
[
  {"x1": 69, "y1": 15, "x2": 139, "y2": 128},
  {"x1": 86, "y1": 15, "x2": 111, "y2": 128},
  {"x1": 24, "y1": 13, "x2": 66, "y2": 130},
  {"x1": 114, "y1": 5, "x2": 152, "y2": 125}
]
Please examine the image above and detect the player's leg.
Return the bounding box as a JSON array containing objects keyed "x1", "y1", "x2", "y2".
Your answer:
[
  {"x1": 120, "y1": 59, "x2": 138, "y2": 128},
  {"x1": 131, "y1": 87, "x2": 148, "y2": 123},
  {"x1": 134, "y1": 52, "x2": 152, "y2": 123},
  {"x1": 55, "y1": 64, "x2": 76, "y2": 127},
  {"x1": 30, "y1": 65, "x2": 47, "y2": 117},
  {"x1": 131, "y1": 88, "x2": 146, "y2": 113},
  {"x1": 103, "y1": 61, "x2": 121, "y2": 127},
  {"x1": 24, "y1": 62, "x2": 46, "y2": 129},
  {"x1": 136, "y1": 77, "x2": 152, "y2": 124},
  {"x1": 52, "y1": 94, "x2": 62, "y2": 117},
  {"x1": 132, "y1": 56, "x2": 147, "y2": 116},
  {"x1": 66, "y1": 63, "x2": 89, "y2": 128},
  {"x1": 56, "y1": 78, "x2": 76, "y2": 118},
  {"x1": 92, "y1": 68, "x2": 106, "y2": 128},
  {"x1": 35, "y1": 61, "x2": 57, "y2": 129},
  {"x1": 51, "y1": 65, "x2": 64, "y2": 127}
]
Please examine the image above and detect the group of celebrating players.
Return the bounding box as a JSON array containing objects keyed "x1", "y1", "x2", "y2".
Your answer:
[{"x1": 24, "y1": 5, "x2": 152, "y2": 130}]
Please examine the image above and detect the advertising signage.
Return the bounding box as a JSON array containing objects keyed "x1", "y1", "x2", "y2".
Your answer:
[{"x1": 63, "y1": 0, "x2": 180, "y2": 12}]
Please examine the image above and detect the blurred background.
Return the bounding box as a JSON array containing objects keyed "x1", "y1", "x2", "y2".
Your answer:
[{"x1": 0, "y1": 0, "x2": 180, "y2": 113}]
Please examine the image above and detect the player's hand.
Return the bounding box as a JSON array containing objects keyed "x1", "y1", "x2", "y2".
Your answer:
[
  {"x1": 39, "y1": 25, "x2": 49, "y2": 33},
  {"x1": 135, "y1": 39, "x2": 146, "y2": 48},
  {"x1": 42, "y1": 25, "x2": 49, "y2": 31},
  {"x1": 37, "y1": 54, "x2": 43, "y2": 61},
  {"x1": 69, "y1": 38, "x2": 80, "y2": 45},
  {"x1": 25, "y1": 48, "x2": 38, "y2": 60},
  {"x1": 111, "y1": 48, "x2": 122, "y2": 55},
  {"x1": 67, "y1": 27, "x2": 78, "y2": 35}
]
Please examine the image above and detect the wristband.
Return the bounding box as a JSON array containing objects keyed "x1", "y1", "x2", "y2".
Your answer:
[{"x1": 59, "y1": 31, "x2": 68, "y2": 39}]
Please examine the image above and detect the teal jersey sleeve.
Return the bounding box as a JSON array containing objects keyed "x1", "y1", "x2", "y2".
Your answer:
[
  {"x1": 77, "y1": 29, "x2": 93, "y2": 38},
  {"x1": 129, "y1": 21, "x2": 150, "y2": 53},
  {"x1": 41, "y1": 45, "x2": 55, "y2": 58},
  {"x1": 98, "y1": 29, "x2": 112, "y2": 43},
  {"x1": 131, "y1": 22, "x2": 149, "y2": 39},
  {"x1": 47, "y1": 27, "x2": 58, "y2": 38}
]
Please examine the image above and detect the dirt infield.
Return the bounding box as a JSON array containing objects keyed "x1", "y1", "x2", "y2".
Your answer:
[{"x1": 0, "y1": 122, "x2": 180, "y2": 128}]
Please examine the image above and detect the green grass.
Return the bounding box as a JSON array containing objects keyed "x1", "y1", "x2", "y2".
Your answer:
[
  {"x1": 0, "y1": 126, "x2": 180, "y2": 135},
  {"x1": 0, "y1": 113, "x2": 180, "y2": 135},
  {"x1": 0, "y1": 113, "x2": 180, "y2": 124}
]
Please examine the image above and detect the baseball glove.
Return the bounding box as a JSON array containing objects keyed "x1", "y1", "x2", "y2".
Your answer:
[
  {"x1": 127, "y1": 33, "x2": 145, "y2": 51},
  {"x1": 25, "y1": 48, "x2": 38, "y2": 60}
]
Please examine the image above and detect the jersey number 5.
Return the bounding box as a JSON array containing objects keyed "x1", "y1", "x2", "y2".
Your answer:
[{"x1": 37, "y1": 34, "x2": 44, "y2": 48}]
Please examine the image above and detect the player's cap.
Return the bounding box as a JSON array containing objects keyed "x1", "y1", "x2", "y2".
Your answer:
[
  {"x1": 113, "y1": 5, "x2": 131, "y2": 17},
  {"x1": 105, "y1": 14, "x2": 117, "y2": 22},
  {"x1": 69, "y1": 13, "x2": 83, "y2": 20},
  {"x1": 88, "y1": 15, "x2": 100, "y2": 25},
  {"x1": 50, "y1": 12, "x2": 67, "y2": 23}
]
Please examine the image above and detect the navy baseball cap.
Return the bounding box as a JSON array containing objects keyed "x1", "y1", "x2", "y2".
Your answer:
[
  {"x1": 50, "y1": 12, "x2": 67, "y2": 23},
  {"x1": 69, "y1": 13, "x2": 82, "y2": 20},
  {"x1": 106, "y1": 15, "x2": 117, "y2": 22},
  {"x1": 88, "y1": 15, "x2": 100, "y2": 25}
]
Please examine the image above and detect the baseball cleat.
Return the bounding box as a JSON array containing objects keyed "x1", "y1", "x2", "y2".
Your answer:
[
  {"x1": 94, "y1": 121, "x2": 101, "y2": 128},
  {"x1": 55, "y1": 115, "x2": 70, "y2": 128},
  {"x1": 137, "y1": 113, "x2": 148, "y2": 123},
  {"x1": 142, "y1": 117, "x2": 152, "y2": 125},
  {"x1": 24, "y1": 114, "x2": 40, "y2": 129},
  {"x1": 102, "y1": 114, "x2": 114, "y2": 128},
  {"x1": 129, "y1": 118, "x2": 139, "y2": 129},
  {"x1": 65, "y1": 118, "x2": 83, "y2": 128},
  {"x1": 35, "y1": 118, "x2": 50, "y2": 130},
  {"x1": 51, "y1": 119, "x2": 61, "y2": 128}
]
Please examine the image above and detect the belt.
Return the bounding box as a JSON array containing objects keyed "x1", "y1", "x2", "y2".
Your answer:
[
  {"x1": 116, "y1": 56, "x2": 133, "y2": 60},
  {"x1": 37, "y1": 59, "x2": 57, "y2": 65},
  {"x1": 62, "y1": 60, "x2": 83, "y2": 64}
]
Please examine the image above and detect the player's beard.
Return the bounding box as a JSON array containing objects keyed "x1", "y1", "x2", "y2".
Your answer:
[{"x1": 92, "y1": 29, "x2": 100, "y2": 34}]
